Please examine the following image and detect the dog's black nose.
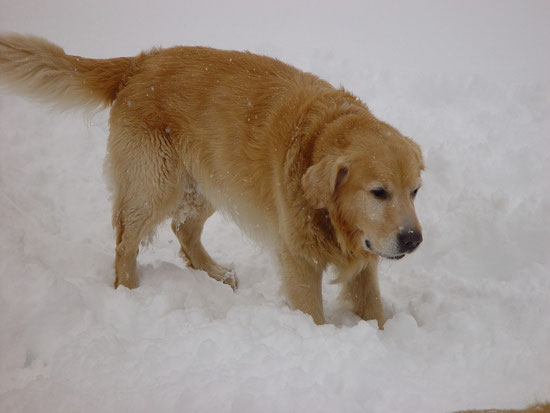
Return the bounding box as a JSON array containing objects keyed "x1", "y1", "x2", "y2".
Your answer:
[{"x1": 397, "y1": 229, "x2": 423, "y2": 253}]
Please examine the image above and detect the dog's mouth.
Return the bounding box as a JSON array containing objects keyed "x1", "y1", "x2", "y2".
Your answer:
[{"x1": 364, "y1": 240, "x2": 405, "y2": 260}]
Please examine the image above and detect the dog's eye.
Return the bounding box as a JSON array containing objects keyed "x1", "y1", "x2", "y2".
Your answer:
[
  {"x1": 411, "y1": 188, "x2": 419, "y2": 198},
  {"x1": 370, "y1": 188, "x2": 388, "y2": 200}
]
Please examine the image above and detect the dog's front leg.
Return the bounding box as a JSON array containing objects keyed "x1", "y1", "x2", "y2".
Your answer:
[
  {"x1": 278, "y1": 247, "x2": 325, "y2": 325},
  {"x1": 341, "y1": 258, "x2": 385, "y2": 329}
]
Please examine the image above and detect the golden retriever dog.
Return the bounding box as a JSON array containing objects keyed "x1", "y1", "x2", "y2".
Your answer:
[{"x1": 0, "y1": 34, "x2": 424, "y2": 326}]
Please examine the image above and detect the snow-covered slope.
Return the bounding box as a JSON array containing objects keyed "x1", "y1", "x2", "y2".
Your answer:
[{"x1": 1, "y1": 1, "x2": 549, "y2": 412}]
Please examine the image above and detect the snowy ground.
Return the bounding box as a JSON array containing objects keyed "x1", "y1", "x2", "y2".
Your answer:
[{"x1": 1, "y1": 1, "x2": 549, "y2": 412}]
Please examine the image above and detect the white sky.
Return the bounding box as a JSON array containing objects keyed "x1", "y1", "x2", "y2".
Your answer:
[{"x1": 1, "y1": 0, "x2": 549, "y2": 82}]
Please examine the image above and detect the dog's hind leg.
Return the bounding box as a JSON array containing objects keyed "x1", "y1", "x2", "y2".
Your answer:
[
  {"x1": 113, "y1": 209, "x2": 146, "y2": 290},
  {"x1": 112, "y1": 183, "x2": 177, "y2": 289},
  {"x1": 171, "y1": 187, "x2": 238, "y2": 290},
  {"x1": 107, "y1": 126, "x2": 180, "y2": 290}
]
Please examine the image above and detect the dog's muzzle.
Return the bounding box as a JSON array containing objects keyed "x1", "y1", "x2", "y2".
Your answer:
[{"x1": 364, "y1": 239, "x2": 405, "y2": 260}]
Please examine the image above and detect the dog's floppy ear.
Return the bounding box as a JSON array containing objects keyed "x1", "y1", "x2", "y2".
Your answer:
[{"x1": 302, "y1": 156, "x2": 350, "y2": 209}]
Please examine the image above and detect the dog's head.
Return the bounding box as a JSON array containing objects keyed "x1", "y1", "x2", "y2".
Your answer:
[{"x1": 302, "y1": 121, "x2": 424, "y2": 260}]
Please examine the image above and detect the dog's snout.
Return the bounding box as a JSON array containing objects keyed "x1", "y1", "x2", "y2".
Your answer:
[{"x1": 397, "y1": 229, "x2": 423, "y2": 253}]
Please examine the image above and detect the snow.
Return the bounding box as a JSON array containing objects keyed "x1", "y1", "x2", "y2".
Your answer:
[{"x1": 1, "y1": 1, "x2": 550, "y2": 412}]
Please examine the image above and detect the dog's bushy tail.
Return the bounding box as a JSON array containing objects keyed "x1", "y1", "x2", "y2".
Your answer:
[{"x1": 0, "y1": 34, "x2": 136, "y2": 110}]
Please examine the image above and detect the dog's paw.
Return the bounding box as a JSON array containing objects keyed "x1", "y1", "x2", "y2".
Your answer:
[
  {"x1": 114, "y1": 276, "x2": 138, "y2": 290},
  {"x1": 221, "y1": 270, "x2": 239, "y2": 291}
]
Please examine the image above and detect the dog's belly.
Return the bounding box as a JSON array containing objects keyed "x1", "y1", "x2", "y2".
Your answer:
[
  {"x1": 192, "y1": 170, "x2": 279, "y2": 248},
  {"x1": 176, "y1": 115, "x2": 284, "y2": 248}
]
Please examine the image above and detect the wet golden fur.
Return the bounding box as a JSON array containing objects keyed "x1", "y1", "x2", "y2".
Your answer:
[{"x1": 0, "y1": 34, "x2": 424, "y2": 326}]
